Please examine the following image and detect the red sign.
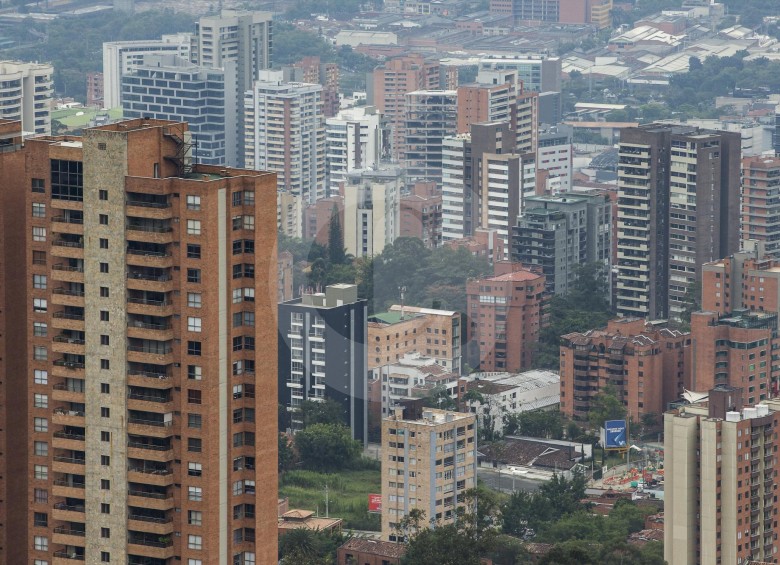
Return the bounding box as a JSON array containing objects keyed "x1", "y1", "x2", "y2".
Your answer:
[{"x1": 368, "y1": 494, "x2": 382, "y2": 513}]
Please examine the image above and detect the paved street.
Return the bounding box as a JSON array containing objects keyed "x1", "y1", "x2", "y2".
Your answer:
[{"x1": 478, "y1": 468, "x2": 544, "y2": 493}]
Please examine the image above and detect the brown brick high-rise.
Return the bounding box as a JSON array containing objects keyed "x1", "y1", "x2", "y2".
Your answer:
[{"x1": 0, "y1": 118, "x2": 278, "y2": 564}]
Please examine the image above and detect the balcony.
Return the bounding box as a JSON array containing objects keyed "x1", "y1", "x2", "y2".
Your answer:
[
  {"x1": 51, "y1": 286, "x2": 85, "y2": 307},
  {"x1": 52, "y1": 501, "x2": 85, "y2": 522},
  {"x1": 127, "y1": 465, "x2": 174, "y2": 486},
  {"x1": 52, "y1": 236, "x2": 84, "y2": 259},
  {"x1": 126, "y1": 218, "x2": 173, "y2": 244},
  {"x1": 53, "y1": 549, "x2": 85, "y2": 562},
  {"x1": 128, "y1": 367, "x2": 173, "y2": 389},
  {"x1": 127, "y1": 293, "x2": 173, "y2": 317},
  {"x1": 128, "y1": 532, "x2": 175, "y2": 560},
  {"x1": 52, "y1": 310, "x2": 85, "y2": 332},
  {"x1": 127, "y1": 439, "x2": 173, "y2": 462},
  {"x1": 126, "y1": 243, "x2": 172, "y2": 268},
  {"x1": 128, "y1": 512, "x2": 174, "y2": 535},
  {"x1": 128, "y1": 488, "x2": 174, "y2": 511},
  {"x1": 52, "y1": 382, "x2": 85, "y2": 403},
  {"x1": 127, "y1": 267, "x2": 173, "y2": 292},
  {"x1": 127, "y1": 340, "x2": 174, "y2": 365},
  {"x1": 52, "y1": 429, "x2": 85, "y2": 450},
  {"x1": 52, "y1": 333, "x2": 85, "y2": 356},
  {"x1": 53, "y1": 526, "x2": 86, "y2": 546},
  {"x1": 127, "y1": 317, "x2": 174, "y2": 341},
  {"x1": 52, "y1": 476, "x2": 86, "y2": 498},
  {"x1": 52, "y1": 408, "x2": 85, "y2": 426}
]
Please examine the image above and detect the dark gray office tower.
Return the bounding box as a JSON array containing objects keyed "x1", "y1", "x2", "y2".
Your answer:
[
  {"x1": 278, "y1": 284, "x2": 368, "y2": 442},
  {"x1": 512, "y1": 190, "x2": 611, "y2": 295},
  {"x1": 616, "y1": 124, "x2": 741, "y2": 320}
]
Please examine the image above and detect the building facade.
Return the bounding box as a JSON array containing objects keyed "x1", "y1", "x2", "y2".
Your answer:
[
  {"x1": 615, "y1": 125, "x2": 741, "y2": 320},
  {"x1": 665, "y1": 388, "x2": 780, "y2": 565},
  {"x1": 343, "y1": 168, "x2": 402, "y2": 257},
  {"x1": 0, "y1": 60, "x2": 53, "y2": 136},
  {"x1": 86, "y1": 72, "x2": 104, "y2": 108},
  {"x1": 742, "y1": 155, "x2": 780, "y2": 256},
  {"x1": 559, "y1": 318, "x2": 690, "y2": 422},
  {"x1": 0, "y1": 118, "x2": 278, "y2": 564},
  {"x1": 466, "y1": 263, "x2": 546, "y2": 372},
  {"x1": 326, "y1": 106, "x2": 387, "y2": 194},
  {"x1": 512, "y1": 191, "x2": 611, "y2": 295},
  {"x1": 244, "y1": 70, "x2": 326, "y2": 205},
  {"x1": 537, "y1": 124, "x2": 573, "y2": 194},
  {"x1": 122, "y1": 54, "x2": 227, "y2": 165},
  {"x1": 381, "y1": 407, "x2": 477, "y2": 541},
  {"x1": 400, "y1": 181, "x2": 443, "y2": 249},
  {"x1": 278, "y1": 284, "x2": 368, "y2": 442},
  {"x1": 404, "y1": 90, "x2": 458, "y2": 185}
]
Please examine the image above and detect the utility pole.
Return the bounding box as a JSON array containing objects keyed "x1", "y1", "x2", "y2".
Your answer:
[{"x1": 325, "y1": 483, "x2": 329, "y2": 517}]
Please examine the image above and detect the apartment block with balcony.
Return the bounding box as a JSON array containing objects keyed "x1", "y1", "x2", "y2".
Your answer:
[
  {"x1": 559, "y1": 318, "x2": 690, "y2": 423},
  {"x1": 0, "y1": 118, "x2": 278, "y2": 565},
  {"x1": 278, "y1": 284, "x2": 368, "y2": 442},
  {"x1": 382, "y1": 407, "x2": 477, "y2": 541},
  {"x1": 742, "y1": 156, "x2": 780, "y2": 255},
  {"x1": 665, "y1": 387, "x2": 780, "y2": 565},
  {"x1": 0, "y1": 60, "x2": 53, "y2": 136},
  {"x1": 404, "y1": 90, "x2": 458, "y2": 185}
]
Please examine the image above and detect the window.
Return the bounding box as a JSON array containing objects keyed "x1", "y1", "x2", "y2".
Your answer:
[
  {"x1": 32, "y1": 227, "x2": 46, "y2": 241},
  {"x1": 51, "y1": 159, "x2": 83, "y2": 201},
  {"x1": 101, "y1": 551, "x2": 110, "y2": 563},
  {"x1": 33, "y1": 346, "x2": 47, "y2": 361},
  {"x1": 101, "y1": 407, "x2": 110, "y2": 418},
  {"x1": 101, "y1": 479, "x2": 110, "y2": 490},
  {"x1": 33, "y1": 322, "x2": 47, "y2": 337},
  {"x1": 100, "y1": 262, "x2": 109, "y2": 273},
  {"x1": 189, "y1": 560, "x2": 203, "y2": 565},
  {"x1": 100, "y1": 383, "x2": 110, "y2": 394},
  {"x1": 34, "y1": 488, "x2": 47, "y2": 503},
  {"x1": 34, "y1": 441, "x2": 48, "y2": 456},
  {"x1": 188, "y1": 341, "x2": 202, "y2": 356},
  {"x1": 101, "y1": 528, "x2": 110, "y2": 538},
  {"x1": 188, "y1": 462, "x2": 203, "y2": 477},
  {"x1": 188, "y1": 535, "x2": 203, "y2": 550},
  {"x1": 189, "y1": 510, "x2": 203, "y2": 526},
  {"x1": 187, "y1": 219, "x2": 202, "y2": 235},
  {"x1": 101, "y1": 431, "x2": 110, "y2": 442},
  {"x1": 34, "y1": 512, "x2": 47, "y2": 527},
  {"x1": 100, "y1": 335, "x2": 109, "y2": 346},
  {"x1": 100, "y1": 310, "x2": 109, "y2": 321},
  {"x1": 34, "y1": 370, "x2": 47, "y2": 385},
  {"x1": 187, "y1": 244, "x2": 201, "y2": 259},
  {"x1": 188, "y1": 438, "x2": 202, "y2": 452},
  {"x1": 188, "y1": 317, "x2": 202, "y2": 332},
  {"x1": 233, "y1": 239, "x2": 254, "y2": 255},
  {"x1": 32, "y1": 202, "x2": 45, "y2": 217},
  {"x1": 188, "y1": 486, "x2": 203, "y2": 501},
  {"x1": 99, "y1": 189, "x2": 108, "y2": 201},
  {"x1": 100, "y1": 286, "x2": 109, "y2": 297},
  {"x1": 33, "y1": 298, "x2": 47, "y2": 313},
  {"x1": 99, "y1": 214, "x2": 108, "y2": 225},
  {"x1": 188, "y1": 365, "x2": 202, "y2": 380},
  {"x1": 100, "y1": 359, "x2": 110, "y2": 369},
  {"x1": 34, "y1": 465, "x2": 48, "y2": 480},
  {"x1": 188, "y1": 389, "x2": 202, "y2": 404},
  {"x1": 233, "y1": 432, "x2": 255, "y2": 447},
  {"x1": 34, "y1": 417, "x2": 47, "y2": 432},
  {"x1": 33, "y1": 394, "x2": 47, "y2": 408},
  {"x1": 233, "y1": 288, "x2": 254, "y2": 303},
  {"x1": 99, "y1": 238, "x2": 108, "y2": 249},
  {"x1": 188, "y1": 413, "x2": 202, "y2": 428},
  {"x1": 232, "y1": 215, "x2": 254, "y2": 230},
  {"x1": 32, "y1": 250, "x2": 45, "y2": 265},
  {"x1": 34, "y1": 536, "x2": 48, "y2": 551},
  {"x1": 32, "y1": 178, "x2": 45, "y2": 193},
  {"x1": 232, "y1": 264, "x2": 255, "y2": 279},
  {"x1": 187, "y1": 269, "x2": 201, "y2": 283},
  {"x1": 188, "y1": 292, "x2": 202, "y2": 308},
  {"x1": 33, "y1": 274, "x2": 47, "y2": 289},
  {"x1": 187, "y1": 195, "x2": 201, "y2": 210},
  {"x1": 101, "y1": 503, "x2": 110, "y2": 514},
  {"x1": 101, "y1": 455, "x2": 110, "y2": 466}
]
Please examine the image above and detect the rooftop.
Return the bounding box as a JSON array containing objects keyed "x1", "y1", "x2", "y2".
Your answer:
[
  {"x1": 338, "y1": 538, "x2": 407, "y2": 558},
  {"x1": 486, "y1": 270, "x2": 543, "y2": 282}
]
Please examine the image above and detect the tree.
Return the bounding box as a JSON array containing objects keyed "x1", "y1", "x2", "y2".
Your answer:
[
  {"x1": 279, "y1": 433, "x2": 296, "y2": 473},
  {"x1": 279, "y1": 527, "x2": 344, "y2": 565},
  {"x1": 328, "y1": 204, "x2": 346, "y2": 265},
  {"x1": 539, "y1": 470, "x2": 588, "y2": 520},
  {"x1": 294, "y1": 423, "x2": 362, "y2": 472},
  {"x1": 298, "y1": 398, "x2": 346, "y2": 428},
  {"x1": 587, "y1": 384, "x2": 626, "y2": 432},
  {"x1": 401, "y1": 524, "x2": 481, "y2": 565},
  {"x1": 678, "y1": 280, "x2": 702, "y2": 331}
]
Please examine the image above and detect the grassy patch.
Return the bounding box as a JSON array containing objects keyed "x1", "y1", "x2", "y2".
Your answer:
[
  {"x1": 52, "y1": 107, "x2": 123, "y2": 128},
  {"x1": 280, "y1": 468, "x2": 382, "y2": 531}
]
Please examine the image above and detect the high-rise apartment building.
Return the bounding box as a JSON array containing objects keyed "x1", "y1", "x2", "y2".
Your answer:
[
  {"x1": 559, "y1": 318, "x2": 690, "y2": 423},
  {"x1": 278, "y1": 284, "x2": 368, "y2": 441},
  {"x1": 456, "y1": 80, "x2": 516, "y2": 135},
  {"x1": 537, "y1": 124, "x2": 573, "y2": 193},
  {"x1": 0, "y1": 61, "x2": 53, "y2": 136},
  {"x1": 400, "y1": 180, "x2": 443, "y2": 248},
  {"x1": 382, "y1": 407, "x2": 477, "y2": 541},
  {"x1": 284, "y1": 56, "x2": 341, "y2": 118},
  {"x1": 442, "y1": 121, "x2": 530, "y2": 244},
  {"x1": 404, "y1": 89, "x2": 458, "y2": 184},
  {"x1": 489, "y1": 0, "x2": 613, "y2": 28},
  {"x1": 742, "y1": 155, "x2": 780, "y2": 255},
  {"x1": 370, "y1": 54, "x2": 443, "y2": 162},
  {"x1": 466, "y1": 262, "x2": 545, "y2": 372},
  {"x1": 701, "y1": 241, "x2": 780, "y2": 315},
  {"x1": 615, "y1": 125, "x2": 741, "y2": 320},
  {"x1": 477, "y1": 56, "x2": 562, "y2": 93},
  {"x1": 244, "y1": 70, "x2": 326, "y2": 205},
  {"x1": 122, "y1": 54, "x2": 227, "y2": 165},
  {"x1": 689, "y1": 309, "x2": 779, "y2": 404},
  {"x1": 0, "y1": 118, "x2": 278, "y2": 564},
  {"x1": 86, "y1": 72, "x2": 104, "y2": 108},
  {"x1": 102, "y1": 34, "x2": 192, "y2": 109},
  {"x1": 343, "y1": 168, "x2": 402, "y2": 257},
  {"x1": 512, "y1": 191, "x2": 612, "y2": 295},
  {"x1": 665, "y1": 387, "x2": 780, "y2": 565},
  {"x1": 326, "y1": 106, "x2": 387, "y2": 194}
]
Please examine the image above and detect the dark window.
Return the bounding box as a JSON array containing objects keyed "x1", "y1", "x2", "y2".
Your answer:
[
  {"x1": 101, "y1": 431, "x2": 110, "y2": 441},
  {"x1": 187, "y1": 341, "x2": 202, "y2": 356},
  {"x1": 100, "y1": 383, "x2": 109, "y2": 394},
  {"x1": 101, "y1": 407, "x2": 110, "y2": 418},
  {"x1": 188, "y1": 389, "x2": 202, "y2": 404},
  {"x1": 100, "y1": 286, "x2": 109, "y2": 297},
  {"x1": 99, "y1": 214, "x2": 108, "y2": 225},
  {"x1": 100, "y1": 310, "x2": 109, "y2": 321},
  {"x1": 188, "y1": 438, "x2": 202, "y2": 452},
  {"x1": 187, "y1": 269, "x2": 201, "y2": 283},
  {"x1": 187, "y1": 244, "x2": 201, "y2": 259},
  {"x1": 99, "y1": 189, "x2": 108, "y2": 201},
  {"x1": 33, "y1": 512, "x2": 47, "y2": 527},
  {"x1": 32, "y1": 178, "x2": 45, "y2": 193},
  {"x1": 100, "y1": 238, "x2": 108, "y2": 249},
  {"x1": 100, "y1": 335, "x2": 109, "y2": 346},
  {"x1": 99, "y1": 262, "x2": 109, "y2": 273},
  {"x1": 100, "y1": 503, "x2": 110, "y2": 514},
  {"x1": 100, "y1": 359, "x2": 110, "y2": 369},
  {"x1": 50, "y1": 159, "x2": 83, "y2": 201}
]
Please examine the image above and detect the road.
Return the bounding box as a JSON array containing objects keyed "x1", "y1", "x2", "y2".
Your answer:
[{"x1": 478, "y1": 468, "x2": 544, "y2": 493}]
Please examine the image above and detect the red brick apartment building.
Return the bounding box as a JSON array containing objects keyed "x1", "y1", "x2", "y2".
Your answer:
[
  {"x1": 559, "y1": 318, "x2": 690, "y2": 422},
  {"x1": 466, "y1": 262, "x2": 545, "y2": 372},
  {"x1": 0, "y1": 118, "x2": 278, "y2": 564}
]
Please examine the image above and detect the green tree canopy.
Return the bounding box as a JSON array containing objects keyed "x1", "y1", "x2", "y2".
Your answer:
[
  {"x1": 298, "y1": 398, "x2": 347, "y2": 429},
  {"x1": 587, "y1": 384, "x2": 627, "y2": 432},
  {"x1": 294, "y1": 423, "x2": 362, "y2": 472}
]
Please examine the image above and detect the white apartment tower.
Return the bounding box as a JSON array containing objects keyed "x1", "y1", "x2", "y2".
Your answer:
[
  {"x1": 404, "y1": 90, "x2": 458, "y2": 185},
  {"x1": 244, "y1": 70, "x2": 326, "y2": 205},
  {"x1": 0, "y1": 61, "x2": 53, "y2": 136},
  {"x1": 102, "y1": 34, "x2": 192, "y2": 109},
  {"x1": 325, "y1": 106, "x2": 386, "y2": 194},
  {"x1": 343, "y1": 169, "x2": 402, "y2": 257}
]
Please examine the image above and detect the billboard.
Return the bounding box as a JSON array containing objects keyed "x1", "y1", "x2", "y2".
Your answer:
[
  {"x1": 368, "y1": 494, "x2": 382, "y2": 513},
  {"x1": 604, "y1": 419, "x2": 627, "y2": 449}
]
